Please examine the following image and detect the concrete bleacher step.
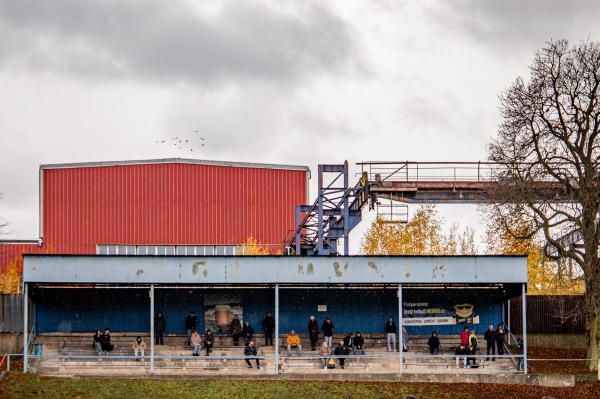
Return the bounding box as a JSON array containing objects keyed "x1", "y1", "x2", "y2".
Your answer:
[{"x1": 30, "y1": 332, "x2": 517, "y2": 377}]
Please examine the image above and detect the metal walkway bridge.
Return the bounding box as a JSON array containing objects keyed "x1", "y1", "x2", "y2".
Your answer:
[{"x1": 284, "y1": 161, "x2": 570, "y2": 256}]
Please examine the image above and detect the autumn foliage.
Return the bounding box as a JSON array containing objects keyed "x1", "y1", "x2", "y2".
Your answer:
[
  {"x1": 360, "y1": 204, "x2": 476, "y2": 255},
  {"x1": 0, "y1": 254, "x2": 22, "y2": 294},
  {"x1": 483, "y1": 215, "x2": 585, "y2": 295},
  {"x1": 237, "y1": 235, "x2": 278, "y2": 255}
]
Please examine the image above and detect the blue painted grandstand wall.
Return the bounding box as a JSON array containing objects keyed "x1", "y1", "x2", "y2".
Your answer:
[{"x1": 33, "y1": 287, "x2": 502, "y2": 335}]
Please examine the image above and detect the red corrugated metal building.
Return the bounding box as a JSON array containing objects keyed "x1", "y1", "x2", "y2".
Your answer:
[
  {"x1": 0, "y1": 241, "x2": 42, "y2": 274},
  {"x1": 1, "y1": 158, "x2": 309, "y2": 273}
]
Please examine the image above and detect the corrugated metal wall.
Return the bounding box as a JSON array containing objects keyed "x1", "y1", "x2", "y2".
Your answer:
[
  {"x1": 0, "y1": 294, "x2": 33, "y2": 332},
  {"x1": 34, "y1": 287, "x2": 502, "y2": 335},
  {"x1": 0, "y1": 243, "x2": 42, "y2": 274},
  {"x1": 509, "y1": 295, "x2": 585, "y2": 334},
  {"x1": 41, "y1": 162, "x2": 308, "y2": 254}
]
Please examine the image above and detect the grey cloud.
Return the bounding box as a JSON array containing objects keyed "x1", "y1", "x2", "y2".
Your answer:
[
  {"x1": 436, "y1": 0, "x2": 600, "y2": 56},
  {"x1": 0, "y1": 0, "x2": 358, "y2": 85}
]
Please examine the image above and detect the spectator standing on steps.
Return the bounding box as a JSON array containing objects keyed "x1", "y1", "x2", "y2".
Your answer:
[
  {"x1": 185, "y1": 311, "x2": 199, "y2": 346},
  {"x1": 154, "y1": 311, "x2": 166, "y2": 345},
  {"x1": 244, "y1": 340, "x2": 260, "y2": 369},
  {"x1": 231, "y1": 314, "x2": 242, "y2": 346},
  {"x1": 308, "y1": 316, "x2": 319, "y2": 351},
  {"x1": 496, "y1": 324, "x2": 505, "y2": 356},
  {"x1": 484, "y1": 325, "x2": 496, "y2": 361},
  {"x1": 321, "y1": 317, "x2": 335, "y2": 348},
  {"x1": 262, "y1": 311, "x2": 275, "y2": 346},
  {"x1": 515, "y1": 337, "x2": 532, "y2": 371},
  {"x1": 384, "y1": 316, "x2": 397, "y2": 352},
  {"x1": 459, "y1": 326, "x2": 470, "y2": 347},
  {"x1": 241, "y1": 321, "x2": 254, "y2": 346},
  {"x1": 469, "y1": 330, "x2": 478, "y2": 352},
  {"x1": 401, "y1": 327, "x2": 409, "y2": 352}
]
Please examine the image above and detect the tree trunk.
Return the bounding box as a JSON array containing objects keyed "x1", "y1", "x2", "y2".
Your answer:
[{"x1": 586, "y1": 267, "x2": 600, "y2": 370}]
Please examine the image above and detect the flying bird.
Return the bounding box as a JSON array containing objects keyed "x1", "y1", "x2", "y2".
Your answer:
[{"x1": 157, "y1": 131, "x2": 205, "y2": 152}]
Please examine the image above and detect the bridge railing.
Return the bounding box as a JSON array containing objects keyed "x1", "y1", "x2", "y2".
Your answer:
[
  {"x1": 358, "y1": 162, "x2": 502, "y2": 183},
  {"x1": 358, "y1": 161, "x2": 576, "y2": 184}
]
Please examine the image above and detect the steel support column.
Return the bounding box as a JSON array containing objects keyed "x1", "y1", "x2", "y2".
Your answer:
[
  {"x1": 275, "y1": 283, "x2": 280, "y2": 374},
  {"x1": 398, "y1": 284, "x2": 403, "y2": 374},
  {"x1": 23, "y1": 282, "x2": 29, "y2": 373},
  {"x1": 150, "y1": 284, "x2": 155, "y2": 374},
  {"x1": 343, "y1": 161, "x2": 350, "y2": 256},
  {"x1": 522, "y1": 283, "x2": 528, "y2": 375},
  {"x1": 317, "y1": 165, "x2": 325, "y2": 254},
  {"x1": 295, "y1": 206, "x2": 302, "y2": 256}
]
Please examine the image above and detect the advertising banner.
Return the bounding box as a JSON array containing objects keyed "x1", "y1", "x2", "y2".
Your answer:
[
  {"x1": 402, "y1": 301, "x2": 479, "y2": 325},
  {"x1": 204, "y1": 293, "x2": 242, "y2": 333}
]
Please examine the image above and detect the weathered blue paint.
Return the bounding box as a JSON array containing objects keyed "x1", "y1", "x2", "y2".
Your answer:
[{"x1": 23, "y1": 255, "x2": 528, "y2": 284}]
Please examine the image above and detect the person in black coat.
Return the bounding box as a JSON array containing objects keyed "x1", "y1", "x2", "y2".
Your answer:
[
  {"x1": 321, "y1": 317, "x2": 335, "y2": 348},
  {"x1": 241, "y1": 321, "x2": 254, "y2": 346},
  {"x1": 154, "y1": 311, "x2": 166, "y2": 345},
  {"x1": 466, "y1": 345, "x2": 478, "y2": 367},
  {"x1": 99, "y1": 328, "x2": 114, "y2": 355},
  {"x1": 454, "y1": 343, "x2": 468, "y2": 368},
  {"x1": 185, "y1": 311, "x2": 199, "y2": 346},
  {"x1": 427, "y1": 331, "x2": 440, "y2": 355},
  {"x1": 308, "y1": 316, "x2": 319, "y2": 350},
  {"x1": 244, "y1": 340, "x2": 259, "y2": 369},
  {"x1": 333, "y1": 340, "x2": 350, "y2": 369},
  {"x1": 353, "y1": 332, "x2": 365, "y2": 355},
  {"x1": 262, "y1": 311, "x2": 275, "y2": 346},
  {"x1": 496, "y1": 325, "x2": 505, "y2": 355},
  {"x1": 484, "y1": 324, "x2": 497, "y2": 361},
  {"x1": 92, "y1": 330, "x2": 103, "y2": 355},
  {"x1": 231, "y1": 314, "x2": 243, "y2": 346},
  {"x1": 343, "y1": 333, "x2": 353, "y2": 349}
]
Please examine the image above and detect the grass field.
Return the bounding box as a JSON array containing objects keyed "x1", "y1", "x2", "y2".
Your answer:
[
  {"x1": 0, "y1": 374, "x2": 599, "y2": 399},
  {"x1": 1, "y1": 348, "x2": 598, "y2": 399}
]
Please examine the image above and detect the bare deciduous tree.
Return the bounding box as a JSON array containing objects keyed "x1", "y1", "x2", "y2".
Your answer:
[
  {"x1": 486, "y1": 39, "x2": 600, "y2": 370},
  {"x1": 0, "y1": 192, "x2": 8, "y2": 236}
]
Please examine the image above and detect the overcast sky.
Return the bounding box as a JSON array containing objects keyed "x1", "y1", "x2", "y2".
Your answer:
[{"x1": 1, "y1": 0, "x2": 600, "y2": 252}]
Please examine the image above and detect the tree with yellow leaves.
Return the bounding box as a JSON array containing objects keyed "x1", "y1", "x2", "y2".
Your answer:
[
  {"x1": 0, "y1": 255, "x2": 22, "y2": 294},
  {"x1": 360, "y1": 204, "x2": 477, "y2": 255},
  {"x1": 483, "y1": 213, "x2": 584, "y2": 295},
  {"x1": 237, "y1": 235, "x2": 274, "y2": 255}
]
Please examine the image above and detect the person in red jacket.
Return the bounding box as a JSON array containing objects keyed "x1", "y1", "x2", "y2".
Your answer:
[{"x1": 459, "y1": 326, "x2": 470, "y2": 346}]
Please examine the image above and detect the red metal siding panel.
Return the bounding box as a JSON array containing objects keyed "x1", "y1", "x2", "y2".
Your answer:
[
  {"x1": 41, "y1": 161, "x2": 308, "y2": 254},
  {"x1": 0, "y1": 244, "x2": 43, "y2": 274}
]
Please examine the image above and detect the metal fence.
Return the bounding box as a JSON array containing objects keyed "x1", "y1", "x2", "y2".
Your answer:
[
  {"x1": 508, "y1": 295, "x2": 585, "y2": 334},
  {"x1": 0, "y1": 294, "x2": 32, "y2": 333}
]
